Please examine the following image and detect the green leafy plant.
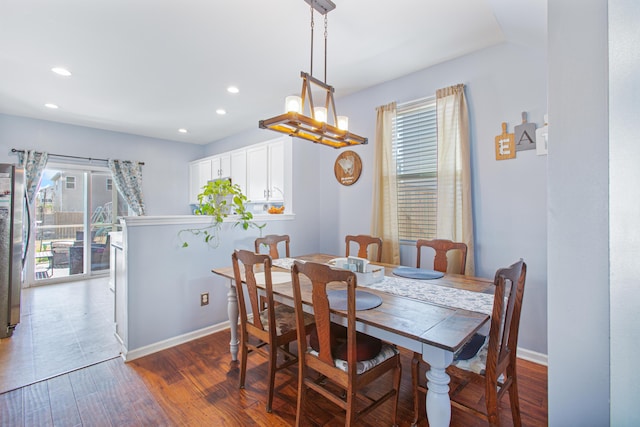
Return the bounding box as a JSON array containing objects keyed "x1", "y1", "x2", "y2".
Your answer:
[{"x1": 179, "y1": 179, "x2": 265, "y2": 248}]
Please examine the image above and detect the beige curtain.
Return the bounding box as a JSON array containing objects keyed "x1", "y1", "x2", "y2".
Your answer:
[
  {"x1": 436, "y1": 84, "x2": 475, "y2": 275},
  {"x1": 371, "y1": 102, "x2": 400, "y2": 264}
]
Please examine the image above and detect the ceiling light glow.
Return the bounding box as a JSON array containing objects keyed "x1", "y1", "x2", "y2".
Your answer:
[
  {"x1": 227, "y1": 86, "x2": 239, "y2": 94},
  {"x1": 45, "y1": 103, "x2": 59, "y2": 109},
  {"x1": 51, "y1": 67, "x2": 72, "y2": 77},
  {"x1": 178, "y1": 128, "x2": 188, "y2": 133},
  {"x1": 216, "y1": 109, "x2": 227, "y2": 115}
]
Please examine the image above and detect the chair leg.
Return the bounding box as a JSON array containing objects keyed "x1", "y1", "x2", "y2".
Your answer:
[
  {"x1": 239, "y1": 339, "x2": 248, "y2": 389},
  {"x1": 345, "y1": 388, "x2": 357, "y2": 427},
  {"x1": 266, "y1": 344, "x2": 278, "y2": 413},
  {"x1": 411, "y1": 352, "x2": 422, "y2": 426},
  {"x1": 295, "y1": 370, "x2": 306, "y2": 427},
  {"x1": 392, "y1": 356, "x2": 403, "y2": 427},
  {"x1": 485, "y1": 378, "x2": 500, "y2": 427},
  {"x1": 508, "y1": 373, "x2": 522, "y2": 427}
]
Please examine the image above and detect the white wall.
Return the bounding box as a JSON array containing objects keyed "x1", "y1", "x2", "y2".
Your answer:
[
  {"x1": 0, "y1": 113, "x2": 204, "y2": 216},
  {"x1": 548, "y1": 0, "x2": 610, "y2": 425},
  {"x1": 609, "y1": 0, "x2": 639, "y2": 424}
]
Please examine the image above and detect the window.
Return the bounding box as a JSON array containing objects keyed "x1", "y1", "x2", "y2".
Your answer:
[
  {"x1": 65, "y1": 176, "x2": 76, "y2": 189},
  {"x1": 392, "y1": 97, "x2": 437, "y2": 241},
  {"x1": 106, "y1": 178, "x2": 113, "y2": 191}
]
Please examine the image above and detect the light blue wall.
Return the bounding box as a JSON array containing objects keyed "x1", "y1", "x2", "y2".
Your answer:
[
  {"x1": 548, "y1": 0, "x2": 612, "y2": 425},
  {"x1": 610, "y1": 1, "x2": 640, "y2": 424},
  {"x1": 208, "y1": 42, "x2": 548, "y2": 356},
  {"x1": 0, "y1": 113, "x2": 205, "y2": 215}
]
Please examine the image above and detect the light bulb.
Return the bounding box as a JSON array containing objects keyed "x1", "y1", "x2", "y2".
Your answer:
[
  {"x1": 314, "y1": 107, "x2": 327, "y2": 123},
  {"x1": 337, "y1": 116, "x2": 349, "y2": 131},
  {"x1": 285, "y1": 96, "x2": 302, "y2": 113}
]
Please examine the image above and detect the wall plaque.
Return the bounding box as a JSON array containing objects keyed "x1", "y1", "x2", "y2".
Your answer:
[{"x1": 334, "y1": 150, "x2": 362, "y2": 186}]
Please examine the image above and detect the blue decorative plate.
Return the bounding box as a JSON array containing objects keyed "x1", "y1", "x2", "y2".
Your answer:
[
  {"x1": 327, "y1": 290, "x2": 382, "y2": 311},
  {"x1": 392, "y1": 266, "x2": 444, "y2": 280}
]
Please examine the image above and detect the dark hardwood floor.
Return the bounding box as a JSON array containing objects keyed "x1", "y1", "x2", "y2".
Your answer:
[
  {"x1": 0, "y1": 277, "x2": 121, "y2": 394},
  {"x1": 0, "y1": 329, "x2": 548, "y2": 426}
]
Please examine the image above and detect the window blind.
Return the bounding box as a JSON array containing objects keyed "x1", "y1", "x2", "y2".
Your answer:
[{"x1": 392, "y1": 97, "x2": 437, "y2": 241}]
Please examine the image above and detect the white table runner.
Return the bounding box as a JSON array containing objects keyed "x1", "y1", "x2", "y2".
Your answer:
[{"x1": 361, "y1": 276, "x2": 494, "y2": 317}]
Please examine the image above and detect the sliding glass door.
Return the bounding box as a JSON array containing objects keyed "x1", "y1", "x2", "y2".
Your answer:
[{"x1": 33, "y1": 164, "x2": 129, "y2": 282}]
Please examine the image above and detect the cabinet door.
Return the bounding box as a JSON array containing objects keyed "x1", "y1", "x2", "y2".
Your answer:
[
  {"x1": 246, "y1": 145, "x2": 268, "y2": 201},
  {"x1": 189, "y1": 159, "x2": 213, "y2": 204},
  {"x1": 231, "y1": 150, "x2": 247, "y2": 194},
  {"x1": 212, "y1": 154, "x2": 231, "y2": 179},
  {"x1": 268, "y1": 141, "x2": 285, "y2": 201}
]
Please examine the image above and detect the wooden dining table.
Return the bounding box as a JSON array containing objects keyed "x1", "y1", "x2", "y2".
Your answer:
[{"x1": 211, "y1": 253, "x2": 493, "y2": 427}]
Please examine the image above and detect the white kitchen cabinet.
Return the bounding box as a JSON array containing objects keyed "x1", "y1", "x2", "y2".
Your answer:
[
  {"x1": 246, "y1": 139, "x2": 285, "y2": 202},
  {"x1": 212, "y1": 154, "x2": 231, "y2": 179},
  {"x1": 230, "y1": 150, "x2": 247, "y2": 194},
  {"x1": 189, "y1": 138, "x2": 290, "y2": 209},
  {"x1": 189, "y1": 158, "x2": 212, "y2": 204}
]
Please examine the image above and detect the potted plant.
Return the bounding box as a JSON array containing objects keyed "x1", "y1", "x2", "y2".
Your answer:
[{"x1": 179, "y1": 179, "x2": 265, "y2": 248}]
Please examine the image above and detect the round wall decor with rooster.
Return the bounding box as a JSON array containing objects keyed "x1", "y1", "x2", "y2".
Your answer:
[{"x1": 334, "y1": 150, "x2": 362, "y2": 186}]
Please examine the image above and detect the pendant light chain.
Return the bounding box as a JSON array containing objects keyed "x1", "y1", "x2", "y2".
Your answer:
[
  {"x1": 324, "y1": 13, "x2": 328, "y2": 83},
  {"x1": 310, "y1": 1, "x2": 314, "y2": 77}
]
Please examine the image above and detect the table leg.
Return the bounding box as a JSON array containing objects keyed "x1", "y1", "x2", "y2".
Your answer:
[
  {"x1": 227, "y1": 280, "x2": 239, "y2": 361},
  {"x1": 422, "y1": 344, "x2": 454, "y2": 427}
]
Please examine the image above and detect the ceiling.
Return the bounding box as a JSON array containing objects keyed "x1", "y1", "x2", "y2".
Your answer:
[{"x1": 0, "y1": 0, "x2": 546, "y2": 145}]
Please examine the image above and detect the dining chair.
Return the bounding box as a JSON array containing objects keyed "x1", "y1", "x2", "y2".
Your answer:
[
  {"x1": 291, "y1": 260, "x2": 402, "y2": 426},
  {"x1": 345, "y1": 234, "x2": 383, "y2": 262},
  {"x1": 231, "y1": 249, "x2": 314, "y2": 413},
  {"x1": 255, "y1": 234, "x2": 290, "y2": 259},
  {"x1": 415, "y1": 238, "x2": 468, "y2": 274},
  {"x1": 412, "y1": 259, "x2": 527, "y2": 427}
]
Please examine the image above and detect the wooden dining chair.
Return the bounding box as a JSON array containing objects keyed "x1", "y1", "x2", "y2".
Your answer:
[
  {"x1": 255, "y1": 234, "x2": 290, "y2": 259},
  {"x1": 415, "y1": 238, "x2": 468, "y2": 274},
  {"x1": 345, "y1": 234, "x2": 383, "y2": 262},
  {"x1": 231, "y1": 249, "x2": 314, "y2": 413},
  {"x1": 412, "y1": 259, "x2": 527, "y2": 427},
  {"x1": 291, "y1": 260, "x2": 402, "y2": 426}
]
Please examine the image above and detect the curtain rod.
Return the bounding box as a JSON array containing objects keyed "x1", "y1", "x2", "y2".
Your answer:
[{"x1": 10, "y1": 148, "x2": 145, "y2": 165}]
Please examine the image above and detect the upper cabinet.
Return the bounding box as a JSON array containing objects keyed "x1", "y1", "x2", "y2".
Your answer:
[
  {"x1": 246, "y1": 139, "x2": 284, "y2": 203},
  {"x1": 211, "y1": 154, "x2": 231, "y2": 180},
  {"x1": 189, "y1": 138, "x2": 291, "y2": 210}
]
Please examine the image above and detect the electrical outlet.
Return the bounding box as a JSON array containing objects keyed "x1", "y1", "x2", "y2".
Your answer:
[{"x1": 200, "y1": 292, "x2": 209, "y2": 306}]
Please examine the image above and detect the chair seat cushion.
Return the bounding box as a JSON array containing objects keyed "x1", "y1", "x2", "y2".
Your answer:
[
  {"x1": 259, "y1": 304, "x2": 314, "y2": 336},
  {"x1": 309, "y1": 343, "x2": 399, "y2": 375},
  {"x1": 452, "y1": 336, "x2": 488, "y2": 375},
  {"x1": 309, "y1": 323, "x2": 382, "y2": 361}
]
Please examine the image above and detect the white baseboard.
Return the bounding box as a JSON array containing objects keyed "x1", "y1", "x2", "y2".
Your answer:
[
  {"x1": 517, "y1": 346, "x2": 548, "y2": 366},
  {"x1": 121, "y1": 321, "x2": 232, "y2": 362}
]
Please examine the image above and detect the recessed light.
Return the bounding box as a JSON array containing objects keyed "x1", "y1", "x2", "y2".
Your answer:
[
  {"x1": 216, "y1": 109, "x2": 227, "y2": 115},
  {"x1": 45, "y1": 103, "x2": 59, "y2": 109},
  {"x1": 51, "y1": 67, "x2": 72, "y2": 77},
  {"x1": 178, "y1": 128, "x2": 188, "y2": 134},
  {"x1": 227, "y1": 86, "x2": 239, "y2": 94}
]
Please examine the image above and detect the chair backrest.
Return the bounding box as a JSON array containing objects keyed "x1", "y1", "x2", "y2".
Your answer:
[
  {"x1": 231, "y1": 249, "x2": 276, "y2": 337},
  {"x1": 345, "y1": 234, "x2": 383, "y2": 262},
  {"x1": 291, "y1": 261, "x2": 359, "y2": 371},
  {"x1": 486, "y1": 259, "x2": 527, "y2": 381},
  {"x1": 416, "y1": 238, "x2": 468, "y2": 274},
  {"x1": 255, "y1": 234, "x2": 290, "y2": 259}
]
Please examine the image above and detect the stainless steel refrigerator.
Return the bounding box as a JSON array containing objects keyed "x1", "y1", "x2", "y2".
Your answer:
[{"x1": 0, "y1": 163, "x2": 25, "y2": 338}]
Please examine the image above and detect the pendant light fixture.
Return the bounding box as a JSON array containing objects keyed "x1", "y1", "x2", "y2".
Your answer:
[{"x1": 259, "y1": 0, "x2": 367, "y2": 148}]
